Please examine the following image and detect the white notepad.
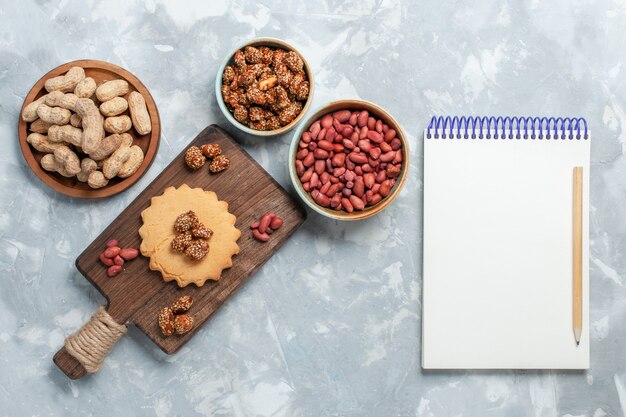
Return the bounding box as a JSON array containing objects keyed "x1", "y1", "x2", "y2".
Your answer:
[{"x1": 422, "y1": 117, "x2": 590, "y2": 369}]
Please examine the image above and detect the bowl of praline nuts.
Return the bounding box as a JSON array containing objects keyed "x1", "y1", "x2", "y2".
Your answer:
[{"x1": 215, "y1": 37, "x2": 314, "y2": 137}]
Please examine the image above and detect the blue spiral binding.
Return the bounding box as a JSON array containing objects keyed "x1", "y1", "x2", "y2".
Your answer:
[{"x1": 426, "y1": 116, "x2": 588, "y2": 140}]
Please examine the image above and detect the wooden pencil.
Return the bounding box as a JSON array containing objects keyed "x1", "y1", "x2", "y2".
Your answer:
[{"x1": 573, "y1": 167, "x2": 583, "y2": 345}]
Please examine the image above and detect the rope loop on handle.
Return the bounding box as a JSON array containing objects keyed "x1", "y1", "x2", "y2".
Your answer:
[{"x1": 64, "y1": 307, "x2": 127, "y2": 373}]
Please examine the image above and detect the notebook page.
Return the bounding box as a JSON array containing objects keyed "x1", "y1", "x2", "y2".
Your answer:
[{"x1": 422, "y1": 134, "x2": 590, "y2": 369}]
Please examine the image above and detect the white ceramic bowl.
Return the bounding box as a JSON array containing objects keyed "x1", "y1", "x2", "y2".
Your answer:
[{"x1": 215, "y1": 37, "x2": 314, "y2": 137}]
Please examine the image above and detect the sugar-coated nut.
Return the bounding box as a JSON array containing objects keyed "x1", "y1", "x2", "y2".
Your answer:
[
  {"x1": 171, "y1": 231, "x2": 193, "y2": 252},
  {"x1": 104, "y1": 115, "x2": 132, "y2": 134},
  {"x1": 96, "y1": 79, "x2": 129, "y2": 102},
  {"x1": 117, "y1": 145, "x2": 144, "y2": 178},
  {"x1": 99, "y1": 97, "x2": 128, "y2": 117},
  {"x1": 107, "y1": 265, "x2": 122, "y2": 277},
  {"x1": 87, "y1": 171, "x2": 109, "y2": 189},
  {"x1": 22, "y1": 95, "x2": 47, "y2": 122},
  {"x1": 119, "y1": 248, "x2": 139, "y2": 260},
  {"x1": 74, "y1": 77, "x2": 97, "y2": 98},
  {"x1": 200, "y1": 143, "x2": 221, "y2": 159},
  {"x1": 75, "y1": 98, "x2": 104, "y2": 155},
  {"x1": 113, "y1": 255, "x2": 125, "y2": 266},
  {"x1": 209, "y1": 155, "x2": 230, "y2": 173},
  {"x1": 99, "y1": 252, "x2": 114, "y2": 266},
  {"x1": 174, "y1": 315, "x2": 194, "y2": 335},
  {"x1": 102, "y1": 142, "x2": 131, "y2": 179},
  {"x1": 158, "y1": 307, "x2": 175, "y2": 336},
  {"x1": 171, "y1": 295, "x2": 193, "y2": 314},
  {"x1": 191, "y1": 224, "x2": 213, "y2": 239},
  {"x1": 221, "y1": 46, "x2": 308, "y2": 131},
  {"x1": 174, "y1": 211, "x2": 199, "y2": 233},
  {"x1": 37, "y1": 104, "x2": 71, "y2": 125},
  {"x1": 45, "y1": 66, "x2": 85, "y2": 93},
  {"x1": 185, "y1": 240, "x2": 209, "y2": 261},
  {"x1": 128, "y1": 91, "x2": 152, "y2": 135},
  {"x1": 185, "y1": 146, "x2": 205, "y2": 170}
]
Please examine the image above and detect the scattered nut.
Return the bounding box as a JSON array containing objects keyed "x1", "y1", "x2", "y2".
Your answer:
[
  {"x1": 174, "y1": 315, "x2": 194, "y2": 335},
  {"x1": 250, "y1": 212, "x2": 283, "y2": 242},
  {"x1": 107, "y1": 265, "x2": 122, "y2": 277},
  {"x1": 98, "y1": 240, "x2": 138, "y2": 277},
  {"x1": 184, "y1": 146, "x2": 205, "y2": 170},
  {"x1": 200, "y1": 143, "x2": 222, "y2": 159},
  {"x1": 158, "y1": 298, "x2": 195, "y2": 337},
  {"x1": 209, "y1": 155, "x2": 230, "y2": 173},
  {"x1": 158, "y1": 307, "x2": 175, "y2": 336},
  {"x1": 171, "y1": 295, "x2": 193, "y2": 314},
  {"x1": 119, "y1": 248, "x2": 139, "y2": 260}
]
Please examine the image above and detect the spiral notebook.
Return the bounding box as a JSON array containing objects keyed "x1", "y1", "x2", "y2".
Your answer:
[{"x1": 422, "y1": 116, "x2": 590, "y2": 369}]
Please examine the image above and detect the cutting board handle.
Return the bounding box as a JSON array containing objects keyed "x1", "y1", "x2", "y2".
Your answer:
[{"x1": 53, "y1": 306, "x2": 127, "y2": 379}]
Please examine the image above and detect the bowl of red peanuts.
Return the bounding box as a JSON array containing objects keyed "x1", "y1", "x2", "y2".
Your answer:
[
  {"x1": 289, "y1": 100, "x2": 408, "y2": 220},
  {"x1": 216, "y1": 37, "x2": 314, "y2": 137}
]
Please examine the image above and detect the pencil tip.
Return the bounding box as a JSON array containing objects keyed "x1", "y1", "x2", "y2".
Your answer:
[{"x1": 577, "y1": 341, "x2": 580, "y2": 346}]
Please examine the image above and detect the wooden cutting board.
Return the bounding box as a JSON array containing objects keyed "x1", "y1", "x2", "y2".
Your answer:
[{"x1": 53, "y1": 125, "x2": 307, "y2": 379}]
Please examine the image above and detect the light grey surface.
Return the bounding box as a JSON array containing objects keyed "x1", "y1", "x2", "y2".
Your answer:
[{"x1": 0, "y1": 0, "x2": 624, "y2": 416}]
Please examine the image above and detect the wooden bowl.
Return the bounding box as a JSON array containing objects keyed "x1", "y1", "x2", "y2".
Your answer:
[
  {"x1": 289, "y1": 100, "x2": 409, "y2": 221},
  {"x1": 215, "y1": 37, "x2": 314, "y2": 137},
  {"x1": 18, "y1": 59, "x2": 160, "y2": 199}
]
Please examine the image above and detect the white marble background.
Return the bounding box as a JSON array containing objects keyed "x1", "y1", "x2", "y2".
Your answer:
[{"x1": 0, "y1": 0, "x2": 625, "y2": 416}]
